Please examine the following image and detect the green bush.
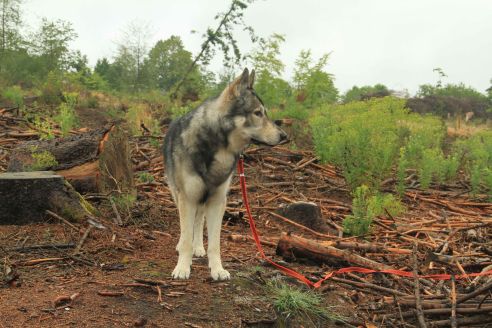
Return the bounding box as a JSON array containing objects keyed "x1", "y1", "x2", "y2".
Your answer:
[
  {"x1": 453, "y1": 131, "x2": 492, "y2": 197},
  {"x1": 311, "y1": 97, "x2": 445, "y2": 191},
  {"x1": 2, "y1": 86, "x2": 24, "y2": 108},
  {"x1": 40, "y1": 71, "x2": 63, "y2": 105},
  {"x1": 55, "y1": 92, "x2": 79, "y2": 136},
  {"x1": 28, "y1": 150, "x2": 58, "y2": 171},
  {"x1": 269, "y1": 103, "x2": 309, "y2": 121},
  {"x1": 32, "y1": 115, "x2": 55, "y2": 140},
  {"x1": 266, "y1": 279, "x2": 343, "y2": 324},
  {"x1": 343, "y1": 185, "x2": 404, "y2": 236}
]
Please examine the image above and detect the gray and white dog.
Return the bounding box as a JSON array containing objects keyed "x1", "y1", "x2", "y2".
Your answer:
[{"x1": 163, "y1": 68, "x2": 287, "y2": 280}]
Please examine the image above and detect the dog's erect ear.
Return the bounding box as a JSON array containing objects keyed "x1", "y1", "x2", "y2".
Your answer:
[
  {"x1": 228, "y1": 68, "x2": 250, "y2": 98},
  {"x1": 249, "y1": 69, "x2": 255, "y2": 89}
]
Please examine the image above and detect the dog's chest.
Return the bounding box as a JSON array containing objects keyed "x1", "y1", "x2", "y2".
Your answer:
[{"x1": 208, "y1": 148, "x2": 236, "y2": 184}]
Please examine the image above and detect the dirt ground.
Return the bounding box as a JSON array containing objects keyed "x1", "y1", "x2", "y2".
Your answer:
[{"x1": 0, "y1": 194, "x2": 357, "y2": 328}]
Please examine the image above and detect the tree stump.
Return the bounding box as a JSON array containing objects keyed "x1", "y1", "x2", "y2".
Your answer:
[
  {"x1": 277, "y1": 202, "x2": 331, "y2": 233},
  {"x1": 0, "y1": 171, "x2": 96, "y2": 224},
  {"x1": 7, "y1": 124, "x2": 133, "y2": 193}
]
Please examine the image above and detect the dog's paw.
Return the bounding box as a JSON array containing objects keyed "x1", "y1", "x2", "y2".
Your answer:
[
  {"x1": 210, "y1": 268, "x2": 230, "y2": 281},
  {"x1": 193, "y1": 247, "x2": 206, "y2": 257},
  {"x1": 172, "y1": 265, "x2": 191, "y2": 280}
]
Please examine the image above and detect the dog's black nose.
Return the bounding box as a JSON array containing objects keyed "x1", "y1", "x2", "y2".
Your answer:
[{"x1": 274, "y1": 119, "x2": 283, "y2": 127}]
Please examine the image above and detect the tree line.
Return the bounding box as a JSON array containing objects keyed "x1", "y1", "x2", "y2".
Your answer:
[{"x1": 1, "y1": 0, "x2": 491, "y2": 117}]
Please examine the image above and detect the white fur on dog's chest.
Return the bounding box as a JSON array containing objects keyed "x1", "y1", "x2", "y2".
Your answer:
[{"x1": 210, "y1": 148, "x2": 235, "y2": 175}]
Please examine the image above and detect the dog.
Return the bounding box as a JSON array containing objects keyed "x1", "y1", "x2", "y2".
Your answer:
[{"x1": 163, "y1": 68, "x2": 287, "y2": 280}]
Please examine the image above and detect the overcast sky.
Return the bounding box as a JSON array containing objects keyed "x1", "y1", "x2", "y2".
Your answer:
[{"x1": 23, "y1": 0, "x2": 492, "y2": 95}]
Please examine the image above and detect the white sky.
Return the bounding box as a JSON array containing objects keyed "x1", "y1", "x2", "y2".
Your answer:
[{"x1": 23, "y1": 0, "x2": 492, "y2": 95}]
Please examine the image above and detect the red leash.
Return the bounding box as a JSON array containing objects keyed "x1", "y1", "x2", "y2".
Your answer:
[{"x1": 237, "y1": 156, "x2": 492, "y2": 288}]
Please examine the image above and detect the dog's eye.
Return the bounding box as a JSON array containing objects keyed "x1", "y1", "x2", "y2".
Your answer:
[{"x1": 254, "y1": 111, "x2": 263, "y2": 117}]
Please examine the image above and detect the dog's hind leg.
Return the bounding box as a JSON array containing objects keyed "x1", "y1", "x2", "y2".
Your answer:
[
  {"x1": 205, "y1": 181, "x2": 231, "y2": 281},
  {"x1": 192, "y1": 206, "x2": 206, "y2": 257},
  {"x1": 172, "y1": 193, "x2": 196, "y2": 280}
]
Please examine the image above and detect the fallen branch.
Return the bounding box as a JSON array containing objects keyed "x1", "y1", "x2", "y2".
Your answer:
[{"x1": 276, "y1": 233, "x2": 394, "y2": 271}]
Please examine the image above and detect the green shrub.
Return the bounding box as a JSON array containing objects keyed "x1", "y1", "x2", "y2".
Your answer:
[
  {"x1": 2, "y1": 86, "x2": 24, "y2": 108},
  {"x1": 167, "y1": 102, "x2": 194, "y2": 119},
  {"x1": 55, "y1": 92, "x2": 79, "y2": 136},
  {"x1": 41, "y1": 71, "x2": 63, "y2": 105},
  {"x1": 28, "y1": 150, "x2": 58, "y2": 171},
  {"x1": 396, "y1": 147, "x2": 409, "y2": 197},
  {"x1": 368, "y1": 192, "x2": 405, "y2": 218},
  {"x1": 343, "y1": 185, "x2": 404, "y2": 236},
  {"x1": 32, "y1": 116, "x2": 55, "y2": 140},
  {"x1": 453, "y1": 131, "x2": 492, "y2": 197},
  {"x1": 137, "y1": 172, "x2": 154, "y2": 184},
  {"x1": 266, "y1": 279, "x2": 344, "y2": 324},
  {"x1": 310, "y1": 97, "x2": 448, "y2": 192},
  {"x1": 269, "y1": 103, "x2": 309, "y2": 121},
  {"x1": 343, "y1": 185, "x2": 372, "y2": 236}
]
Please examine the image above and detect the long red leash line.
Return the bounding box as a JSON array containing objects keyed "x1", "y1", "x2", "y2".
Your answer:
[{"x1": 237, "y1": 157, "x2": 492, "y2": 288}]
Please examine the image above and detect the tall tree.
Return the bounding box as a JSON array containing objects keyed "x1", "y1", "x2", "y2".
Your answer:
[
  {"x1": 114, "y1": 20, "x2": 152, "y2": 91},
  {"x1": 0, "y1": 0, "x2": 22, "y2": 51},
  {"x1": 293, "y1": 50, "x2": 338, "y2": 107},
  {"x1": 143, "y1": 36, "x2": 193, "y2": 90},
  {"x1": 247, "y1": 34, "x2": 291, "y2": 108},
  {"x1": 0, "y1": 0, "x2": 23, "y2": 75},
  {"x1": 30, "y1": 18, "x2": 77, "y2": 72}
]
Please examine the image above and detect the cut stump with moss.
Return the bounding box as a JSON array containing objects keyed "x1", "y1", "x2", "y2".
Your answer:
[
  {"x1": 7, "y1": 124, "x2": 133, "y2": 194},
  {"x1": 0, "y1": 171, "x2": 96, "y2": 224}
]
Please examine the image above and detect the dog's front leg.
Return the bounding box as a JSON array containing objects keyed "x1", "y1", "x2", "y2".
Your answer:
[
  {"x1": 172, "y1": 195, "x2": 196, "y2": 279},
  {"x1": 205, "y1": 192, "x2": 230, "y2": 281},
  {"x1": 192, "y1": 207, "x2": 206, "y2": 257}
]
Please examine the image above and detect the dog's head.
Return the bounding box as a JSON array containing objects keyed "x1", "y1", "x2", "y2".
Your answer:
[{"x1": 221, "y1": 68, "x2": 288, "y2": 147}]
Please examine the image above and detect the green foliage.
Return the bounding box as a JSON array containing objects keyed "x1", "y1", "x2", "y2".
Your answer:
[
  {"x1": 247, "y1": 34, "x2": 292, "y2": 108},
  {"x1": 2, "y1": 85, "x2": 23, "y2": 108},
  {"x1": 28, "y1": 150, "x2": 58, "y2": 171},
  {"x1": 343, "y1": 185, "x2": 404, "y2": 236},
  {"x1": 167, "y1": 102, "x2": 196, "y2": 119},
  {"x1": 368, "y1": 192, "x2": 405, "y2": 218},
  {"x1": 342, "y1": 84, "x2": 390, "y2": 103},
  {"x1": 396, "y1": 147, "x2": 409, "y2": 197},
  {"x1": 111, "y1": 193, "x2": 136, "y2": 209},
  {"x1": 32, "y1": 115, "x2": 55, "y2": 140},
  {"x1": 269, "y1": 103, "x2": 309, "y2": 121},
  {"x1": 137, "y1": 172, "x2": 155, "y2": 184},
  {"x1": 266, "y1": 279, "x2": 343, "y2": 324},
  {"x1": 125, "y1": 104, "x2": 160, "y2": 136},
  {"x1": 311, "y1": 97, "x2": 446, "y2": 191},
  {"x1": 293, "y1": 50, "x2": 338, "y2": 107},
  {"x1": 55, "y1": 92, "x2": 79, "y2": 136},
  {"x1": 40, "y1": 71, "x2": 63, "y2": 105},
  {"x1": 248, "y1": 33, "x2": 285, "y2": 77},
  {"x1": 143, "y1": 36, "x2": 205, "y2": 96},
  {"x1": 411, "y1": 82, "x2": 492, "y2": 119},
  {"x1": 343, "y1": 185, "x2": 372, "y2": 236},
  {"x1": 453, "y1": 131, "x2": 492, "y2": 197},
  {"x1": 30, "y1": 18, "x2": 78, "y2": 72}
]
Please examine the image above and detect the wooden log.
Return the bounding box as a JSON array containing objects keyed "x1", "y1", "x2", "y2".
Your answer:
[
  {"x1": 276, "y1": 232, "x2": 394, "y2": 271},
  {"x1": 0, "y1": 171, "x2": 96, "y2": 224},
  {"x1": 7, "y1": 124, "x2": 133, "y2": 194}
]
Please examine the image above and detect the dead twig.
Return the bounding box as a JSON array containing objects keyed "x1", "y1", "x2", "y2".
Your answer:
[
  {"x1": 45, "y1": 210, "x2": 79, "y2": 231},
  {"x1": 73, "y1": 225, "x2": 94, "y2": 254},
  {"x1": 413, "y1": 244, "x2": 427, "y2": 328}
]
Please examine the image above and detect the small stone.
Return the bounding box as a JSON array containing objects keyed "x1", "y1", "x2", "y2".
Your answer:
[{"x1": 134, "y1": 316, "x2": 147, "y2": 327}]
